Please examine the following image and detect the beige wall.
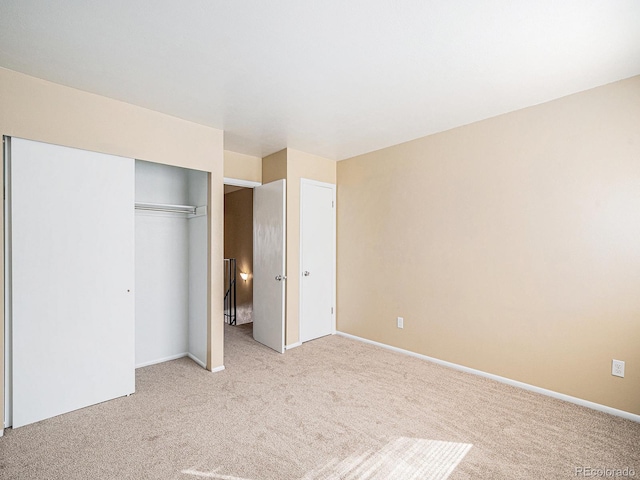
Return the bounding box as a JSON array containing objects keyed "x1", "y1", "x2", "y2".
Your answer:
[
  {"x1": 262, "y1": 149, "x2": 288, "y2": 184},
  {"x1": 337, "y1": 76, "x2": 640, "y2": 415},
  {"x1": 224, "y1": 188, "x2": 254, "y2": 323},
  {"x1": 224, "y1": 150, "x2": 262, "y2": 183},
  {"x1": 285, "y1": 149, "x2": 336, "y2": 345},
  {"x1": 260, "y1": 148, "x2": 336, "y2": 345},
  {"x1": 0, "y1": 68, "x2": 225, "y2": 430}
]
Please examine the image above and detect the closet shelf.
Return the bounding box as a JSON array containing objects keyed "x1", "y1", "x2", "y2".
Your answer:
[{"x1": 134, "y1": 202, "x2": 206, "y2": 217}]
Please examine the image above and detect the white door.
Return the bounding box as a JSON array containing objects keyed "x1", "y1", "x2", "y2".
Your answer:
[
  {"x1": 253, "y1": 179, "x2": 286, "y2": 353},
  {"x1": 9, "y1": 137, "x2": 135, "y2": 428},
  {"x1": 300, "y1": 179, "x2": 336, "y2": 343}
]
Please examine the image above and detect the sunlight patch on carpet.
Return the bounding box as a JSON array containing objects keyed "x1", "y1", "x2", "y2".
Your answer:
[
  {"x1": 182, "y1": 438, "x2": 471, "y2": 480},
  {"x1": 302, "y1": 437, "x2": 472, "y2": 480},
  {"x1": 181, "y1": 468, "x2": 254, "y2": 480}
]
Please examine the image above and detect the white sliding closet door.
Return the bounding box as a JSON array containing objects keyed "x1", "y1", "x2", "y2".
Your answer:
[{"x1": 10, "y1": 138, "x2": 135, "y2": 428}]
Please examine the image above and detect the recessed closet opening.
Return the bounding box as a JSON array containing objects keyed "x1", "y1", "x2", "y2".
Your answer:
[
  {"x1": 3, "y1": 139, "x2": 210, "y2": 430},
  {"x1": 135, "y1": 160, "x2": 208, "y2": 368}
]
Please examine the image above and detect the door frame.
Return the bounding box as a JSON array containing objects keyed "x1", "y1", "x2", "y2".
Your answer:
[
  {"x1": 2, "y1": 137, "x2": 10, "y2": 432},
  {"x1": 299, "y1": 178, "x2": 337, "y2": 343},
  {"x1": 223, "y1": 177, "x2": 261, "y2": 189}
]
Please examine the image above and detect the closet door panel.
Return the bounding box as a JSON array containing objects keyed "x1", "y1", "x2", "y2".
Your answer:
[
  {"x1": 10, "y1": 138, "x2": 135, "y2": 428},
  {"x1": 135, "y1": 213, "x2": 189, "y2": 367}
]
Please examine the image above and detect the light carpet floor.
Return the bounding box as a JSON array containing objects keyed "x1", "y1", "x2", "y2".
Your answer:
[{"x1": 1, "y1": 324, "x2": 638, "y2": 479}]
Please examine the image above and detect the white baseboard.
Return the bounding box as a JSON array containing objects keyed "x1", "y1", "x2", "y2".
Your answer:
[
  {"x1": 286, "y1": 341, "x2": 302, "y2": 350},
  {"x1": 187, "y1": 353, "x2": 206, "y2": 369},
  {"x1": 135, "y1": 352, "x2": 189, "y2": 369},
  {"x1": 136, "y1": 352, "x2": 217, "y2": 372},
  {"x1": 210, "y1": 365, "x2": 225, "y2": 373},
  {"x1": 336, "y1": 331, "x2": 640, "y2": 423}
]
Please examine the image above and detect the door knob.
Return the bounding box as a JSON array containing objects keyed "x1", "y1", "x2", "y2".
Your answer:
[
  {"x1": 275, "y1": 275, "x2": 287, "y2": 281},
  {"x1": 303, "y1": 271, "x2": 310, "y2": 276}
]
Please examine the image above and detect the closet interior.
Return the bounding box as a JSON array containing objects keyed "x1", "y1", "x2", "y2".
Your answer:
[{"x1": 135, "y1": 160, "x2": 208, "y2": 368}]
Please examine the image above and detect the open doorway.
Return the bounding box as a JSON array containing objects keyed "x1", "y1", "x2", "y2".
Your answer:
[
  {"x1": 223, "y1": 185, "x2": 254, "y2": 326},
  {"x1": 223, "y1": 178, "x2": 286, "y2": 354}
]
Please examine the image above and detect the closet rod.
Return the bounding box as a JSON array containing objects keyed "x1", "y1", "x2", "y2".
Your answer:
[{"x1": 134, "y1": 202, "x2": 197, "y2": 215}]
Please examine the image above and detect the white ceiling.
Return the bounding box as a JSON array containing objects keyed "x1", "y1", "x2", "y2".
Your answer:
[{"x1": 1, "y1": 1, "x2": 639, "y2": 161}]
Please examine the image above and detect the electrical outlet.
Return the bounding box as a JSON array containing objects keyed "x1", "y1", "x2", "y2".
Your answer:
[
  {"x1": 612, "y1": 359, "x2": 625, "y2": 378},
  {"x1": 397, "y1": 317, "x2": 404, "y2": 329}
]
